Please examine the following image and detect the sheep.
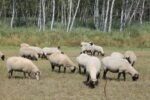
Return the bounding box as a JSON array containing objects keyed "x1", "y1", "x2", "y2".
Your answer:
[
  {"x1": 124, "y1": 50, "x2": 137, "y2": 66},
  {"x1": 6, "y1": 56, "x2": 40, "y2": 80},
  {"x1": 19, "y1": 47, "x2": 38, "y2": 60},
  {"x1": 102, "y1": 56, "x2": 139, "y2": 81},
  {"x1": 47, "y1": 53, "x2": 76, "y2": 73},
  {"x1": 110, "y1": 52, "x2": 124, "y2": 59},
  {"x1": 42, "y1": 47, "x2": 62, "y2": 56},
  {"x1": 81, "y1": 42, "x2": 94, "y2": 55},
  {"x1": 92, "y1": 44, "x2": 105, "y2": 56},
  {"x1": 85, "y1": 56, "x2": 101, "y2": 88},
  {"x1": 81, "y1": 42, "x2": 93, "y2": 47},
  {"x1": 28, "y1": 46, "x2": 44, "y2": 58},
  {"x1": 0, "y1": 51, "x2": 5, "y2": 60},
  {"x1": 76, "y1": 53, "x2": 91, "y2": 74},
  {"x1": 20, "y1": 43, "x2": 30, "y2": 47}
]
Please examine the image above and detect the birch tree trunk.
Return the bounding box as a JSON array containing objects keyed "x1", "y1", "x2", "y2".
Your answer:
[
  {"x1": 51, "y1": 0, "x2": 55, "y2": 30},
  {"x1": 120, "y1": 0, "x2": 125, "y2": 31},
  {"x1": 140, "y1": 0, "x2": 145, "y2": 24},
  {"x1": 38, "y1": 0, "x2": 42, "y2": 31},
  {"x1": 42, "y1": 0, "x2": 45, "y2": 31},
  {"x1": 94, "y1": 0, "x2": 100, "y2": 30},
  {"x1": 61, "y1": 1, "x2": 64, "y2": 24},
  {"x1": 104, "y1": 0, "x2": 110, "y2": 32},
  {"x1": 69, "y1": 0, "x2": 81, "y2": 31},
  {"x1": 67, "y1": 0, "x2": 72, "y2": 32},
  {"x1": 101, "y1": 0, "x2": 106, "y2": 30},
  {"x1": 108, "y1": 0, "x2": 116, "y2": 32},
  {"x1": 10, "y1": 0, "x2": 15, "y2": 29}
]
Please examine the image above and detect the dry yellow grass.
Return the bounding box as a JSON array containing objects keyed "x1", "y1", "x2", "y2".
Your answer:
[{"x1": 0, "y1": 46, "x2": 150, "y2": 100}]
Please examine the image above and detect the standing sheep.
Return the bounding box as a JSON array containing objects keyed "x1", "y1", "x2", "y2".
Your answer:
[
  {"x1": 19, "y1": 47, "x2": 38, "y2": 60},
  {"x1": 47, "y1": 53, "x2": 76, "y2": 73},
  {"x1": 76, "y1": 53, "x2": 91, "y2": 74},
  {"x1": 92, "y1": 44, "x2": 105, "y2": 56},
  {"x1": 124, "y1": 50, "x2": 137, "y2": 66},
  {"x1": 102, "y1": 56, "x2": 139, "y2": 81},
  {"x1": 6, "y1": 56, "x2": 40, "y2": 80},
  {"x1": 110, "y1": 52, "x2": 124, "y2": 59},
  {"x1": 0, "y1": 51, "x2": 5, "y2": 60},
  {"x1": 85, "y1": 56, "x2": 101, "y2": 88},
  {"x1": 28, "y1": 46, "x2": 44, "y2": 58}
]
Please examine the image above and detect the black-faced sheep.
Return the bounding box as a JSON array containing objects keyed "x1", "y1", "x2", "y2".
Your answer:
[{"x1": 0, "y1": 51, "x2": 5, "y2": 60}]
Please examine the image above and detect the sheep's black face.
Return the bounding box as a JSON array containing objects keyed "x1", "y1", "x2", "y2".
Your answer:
[
  {"x1": 101, "y1": 53, "x2": 105, "y2": 56},
  {"x1": 71, "y1": 67, "x2": 76, "y2": 73},
  {"x1": 1, "y1": 55, "x2": 5, "y2": 60},
  {"x1": 89, "y1": 80, "x2": 97, "y2": 88},
  {"x1": 132, "y1": 74, "x2": 139, "y2": 81}
]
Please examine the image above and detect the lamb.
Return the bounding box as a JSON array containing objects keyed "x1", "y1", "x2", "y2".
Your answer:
[
  {"x1": 76, "y1": 53, "x2": 91, "y2": 74},
  {"x1": 102, "y1": 56, "x2": 139, "y2": 81},
  {"x1": 47, "y1": 53, "x2": 76, "y2": 73},
  {"x1": 92, "y1": 45, "x2": 105, "y2": 56},
  {"x1": 85, "y1": 56, "x2": 101, "y2": 88},
  {"x1": 6, "y1": 56, "x2": 40, "y2": 80},
  {"x1": 20, "y1": 43, "x2": 30, "y2": 47},
  {"x1": 0, "y1": 51, "x2": 5, "y2": 60},
  {"x1": 19, "y1": 47, "x2": 38, "y2": 60},
  {"x1": 124, "y1": 50, "x2": 137, "y2": 66},
  {"x1": 110, "y1": 52, "x2": 124, "y2": 59}
]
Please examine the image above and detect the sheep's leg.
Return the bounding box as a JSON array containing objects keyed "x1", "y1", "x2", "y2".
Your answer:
[
  {"x1": 79, "y1": 65, "x2": 81, "y2": 74},
  {"x1": 64, "y1": 67, "x2": 66, "y2": 73},
  {"x1": 51, "y1": 64, "x2": 55, "y2": 71},
  {"x1": 84, "y1": 68, "x2": 86, "y2": 74},
  {"x1": 102, "y1": 70, "x2": 108, "y2": 79},
  {"x1": 97, "y1": 72, "x2": 100, "y2": 79},
  {"x1": 23, "y1": 72, "x2": 26, "y2": 78},
  {"x1": 123, "y1": 72, "x2": 126, "y2": 81},
  {"x1": 28, "y1": 72, "x2": 31, "y2": 78},
  {"x1": 86, "y1": 74, "x2": 90, "y2": 85},
  {"x1": 117, "y1": 73, "x2": 121, "y2": 80},
  {"x1": 58, "y1": 66, "x2": 61, "y2": 73},
  {"x1": 8, "y1": 70, "x2": 13, "y2": 78}
]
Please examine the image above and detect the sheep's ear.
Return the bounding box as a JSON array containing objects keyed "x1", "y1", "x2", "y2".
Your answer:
[
  {"x1": 57, "y1": 46, "x2": 60, "y2": 49},
  {"x1": 1, "y1": 55, "x2": 5, "y2": 60}
]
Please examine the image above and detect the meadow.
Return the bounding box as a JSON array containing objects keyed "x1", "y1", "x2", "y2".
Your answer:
[{"x1": 0, "y1": 46, "x2": 150, "y2": 100}]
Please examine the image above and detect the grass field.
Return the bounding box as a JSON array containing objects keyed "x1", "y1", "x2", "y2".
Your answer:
[{"x1": 0, "y1": 46, "x2": 150, "y2": 100}]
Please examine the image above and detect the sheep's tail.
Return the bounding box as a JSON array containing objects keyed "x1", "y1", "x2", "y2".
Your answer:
[{"x1": 104, "y1": 79, "x2": 108, "y2": 100}]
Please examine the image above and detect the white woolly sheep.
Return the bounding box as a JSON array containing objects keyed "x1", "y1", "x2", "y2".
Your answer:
[
  {"x1": 92, "y1": 44, "x2": 105, "y2": 56},
  {"x1": 42, "y1": 47, "x2": 62, "y2": 56},
  {"x1": 6, "y1": 56, "x2": 40, "y2": 80},
  {"x1": 102, "y1": 56, "x2": 139, "y2": 81},
  {"x1": 110, "y1": 52, "x2": 124, "y2": 59},
  {"x1": 20, "y1": 43, "x2": 30, "y2": 47},
  {"x1": 85, "y1": 56, "x2": 101, "y2": 88},
  {"x1": 0, "y1": 51, "x2": 5, "y2": 60},
  {"x1": 28, "y1": 46, "x2": 44, "y2": 58},
  {"x1": 76, "y1": 53, "x2": 91, "y2": 74},
  {"x1": 19, "y1": 47, "x2": 38, "y2": 60},
  {"x1": 124, "y1": 50, "x2": 137, "y2": 66},
  {"x1": 47, "y1": 53, "x2": 76, "y2": 73}
]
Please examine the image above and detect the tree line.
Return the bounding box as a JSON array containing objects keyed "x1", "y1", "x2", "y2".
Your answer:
[{"x1": 0, "y1": 0, "x2": 150, "y2": 32}]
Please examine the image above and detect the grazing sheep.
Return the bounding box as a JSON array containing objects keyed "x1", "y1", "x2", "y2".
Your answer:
[
  {"x1": 0, "y1": 51, "x2": 5, "y2": 60},
  {"x1": 47, "y1": 53, "x2": 76, "y2": 73},
  {"x1": 42, "y1": 47, "x2": 62, "y2": 56},
  {"x1": 92, "y1": 45, "x2": 105, "y2": 56},
  {"x1": 81, "y1": 42, "x2": 94, "y2": 55},
  {"x1": 86, "y1": 56, "x2": 101, "y2": 88},
  {"x1": 110, "y1": 52, "x2": 124, "y2": 59},
  {"x1": 124, "y1": 51, "x2": 137, "y2": 66},
  {"x1": 102, "y1": 56, "x2": 139, "y2": 81},
  {"x1": 20, "y1": 43, "x2": 30, "y2": 47},
  {"x1": 28, "y1": 46, "x2": 44, "y2": 58},
  {"x1": 76, "y1": 53, "x2": 91, "y2": 74},
  {"x1": 19, "y1": 47, "x2": 38, "y2": 60},
  {"x1": 6, "y1": 56, "x2": 40, "y2": 80}
]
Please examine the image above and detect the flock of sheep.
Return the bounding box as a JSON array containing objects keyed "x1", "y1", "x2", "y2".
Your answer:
[{"x1": 0, "y1": 42, "x2": 139, "y2": 88}]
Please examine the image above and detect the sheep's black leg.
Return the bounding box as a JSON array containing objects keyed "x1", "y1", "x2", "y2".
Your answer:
[
  {"x1": 79, "y1": 65, "x2": 81, "y2": 74},
  {"x1": 84, "y1": 68, "x2": 86, "y2": 74},
  {"x1": 97, "y1": 72, "x2": 100, "y2": 79},
  {"x1": 58, "y1": 66, "x2": 61, "y2": 73},
  {"x1": 123, "y1": 72, "x2": 126, "y2": 81},
  {"x1": 64, "y1": 67, "x2": 66, "y2": 73},
  {"x1": 117, "y1": 72, "x2": 121, "y2": 80},
  {"x1": 28, "y1": 72, "x2": 31, "y2": 78},
  {"x1": 23, "y1": 72, "x2": 26, "y2": 78},
  {"x1": 51, "y1": 64, "x2": 55, "y2": 71},
  {"x1": 86, "y1": 74, "x2": 90, "y2": 85},
  {"x1": 8, "y1": 70, "x2": 13, "y2": 78},
  {"x1": 103, "y1": 69, "x2": 108, "y2": 79}
]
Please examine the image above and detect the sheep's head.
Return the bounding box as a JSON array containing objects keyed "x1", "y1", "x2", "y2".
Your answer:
[
  {"x1": 126, "y1": 57, "x2": 131, "y2": 64},
  {"x1": 132, "y1": 74, "x2": 139, "y2": 81},
  {"x1": 89, "y1": 79, "x2": 98, "y2": 88},
  {"x1": 1, "y1": 55, "x2": 5, "y2": 60},
  {"x1": 71, "y1": 66, "x2": 76, "y2": 73},
  {"x1": 101, "y1": 53, "x2": 105, "y2": 56},
  {"x1": 35, "y1": 71, "x2": 41, "y2": 80}
]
